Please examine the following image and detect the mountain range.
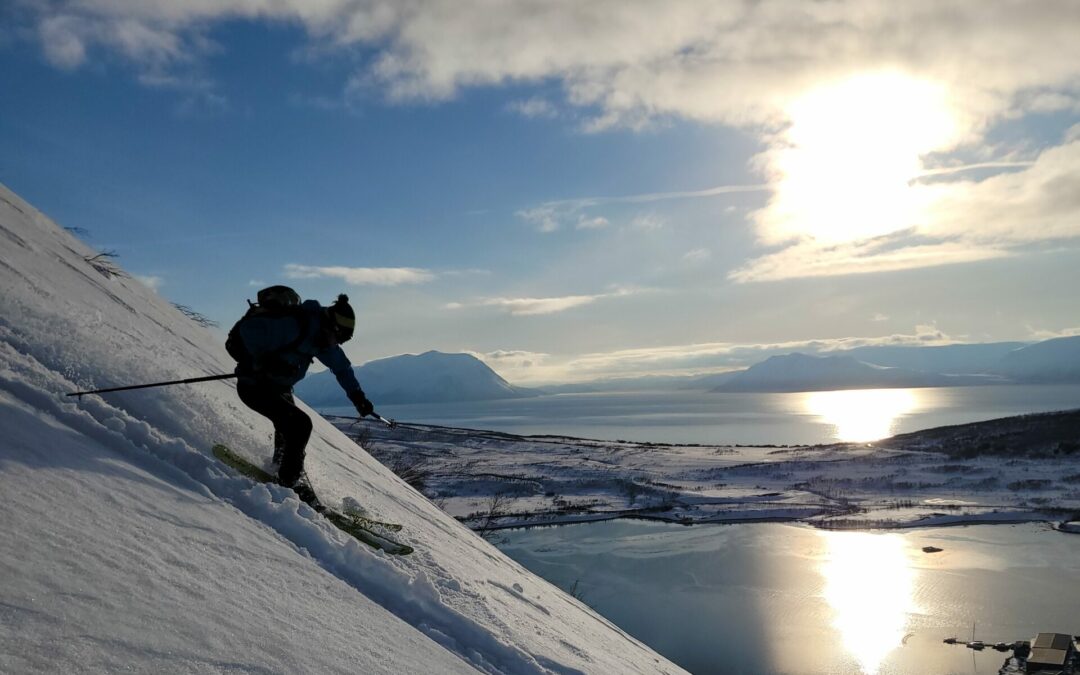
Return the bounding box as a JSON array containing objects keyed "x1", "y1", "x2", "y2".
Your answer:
[
  {"x1": 296, "y1": 337, "x2": 1080, "y2": 406},
  {"x1": 711, "y1": 352, "x2": 1005, "y2": 393},
  {"x1": 295, "y1": 350, "x2": 541, "y2": 406}
]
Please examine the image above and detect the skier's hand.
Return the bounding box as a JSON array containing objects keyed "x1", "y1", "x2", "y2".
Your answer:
[{"x1": 349, "y1": 389, "x2": 374, "y2": 417}]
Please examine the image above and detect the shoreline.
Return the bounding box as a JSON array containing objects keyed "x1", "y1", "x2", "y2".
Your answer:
[
  {"x1": 479, "y1": 508, "x2": 1080, "y2": 534},
  {"x1": 326, "y1": 410, "x2": 1080, "y2": 540}
]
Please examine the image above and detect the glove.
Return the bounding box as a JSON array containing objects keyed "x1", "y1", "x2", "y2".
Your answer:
[{"x1": 348, "y1": 389, "x2": 374, "y2": 417}]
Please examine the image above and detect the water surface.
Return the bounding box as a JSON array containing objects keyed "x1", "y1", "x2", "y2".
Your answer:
[
  {"x1": 497, "y1": 521, "x2": 1080, "y2": 675},
  {"x1": 352, "y1": 384, "x2": 1080, "y2": 445}
]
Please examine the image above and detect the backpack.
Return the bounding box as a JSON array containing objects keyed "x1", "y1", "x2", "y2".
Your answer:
[{"x1": 225, "y1": 285, "x2": 304, "y2": 364}]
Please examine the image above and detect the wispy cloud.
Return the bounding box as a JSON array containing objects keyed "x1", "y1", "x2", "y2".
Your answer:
[
  {"x1": 284, "y1": 263, "x2": 435, "y2": 286},
  {"x1": 730, "y1": 239, "x2": 1013, "y2": 283},
  {"x1": 449, "y1": 295, "x2": 599, "y2": 316},
  {"x1": 913, "y1": 161, "x2": 1036, "y2": 180},
  {"x1": 448, "y1": 287, "x2": 637, "y2": 316},
  {"x1": 517, "y1": 183, "x2": 766, "y2": 232},
  {"x1": 734, "y1": 137, "x2": 1080, "y2": 282}
]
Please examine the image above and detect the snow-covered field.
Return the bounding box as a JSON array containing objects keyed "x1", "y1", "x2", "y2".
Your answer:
[
  {"x1": 0, "y1": 182, "x2": 686, "y2": 674},
  {"x1": 330, "y1": 410, "x2": 1080, "y2": 534}
]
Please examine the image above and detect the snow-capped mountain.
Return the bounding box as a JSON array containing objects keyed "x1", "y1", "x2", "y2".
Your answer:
[
  {"x1": 713, "y1": 352, "x2": 995, "y2": 392},
  {"x1": 295, "y1": 350, "x2": 540, "y2": 407},
  {"x1": 839, "y1": 342, "x2": 1028, "y2": 374},
  {"x1": 0, "y1": 183, "x2": 683, "y2": 674},
  {"x1": 997, "y1": 336, "x2": 1080, "y2": 382}
]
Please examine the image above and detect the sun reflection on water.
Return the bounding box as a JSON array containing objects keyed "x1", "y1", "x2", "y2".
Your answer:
[
  {"x1": 820, "y1": 531, "x2": 917, "y2": 674},
  {"x1": 803, "y1": 388, "x2": 919, "y2": 442}
]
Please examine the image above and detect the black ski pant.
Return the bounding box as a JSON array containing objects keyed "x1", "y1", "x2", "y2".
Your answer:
[{"x1": 237, "y1": 380, "x2": 312, "y2": 486}]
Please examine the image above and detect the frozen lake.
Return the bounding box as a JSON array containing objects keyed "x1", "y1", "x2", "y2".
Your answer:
[
  {"x1": 349, "y1": 384, "x2": 1080, "y2": 445},
  {"x1": 498, "y1": 521, "x2": 1080, "y2": 675}
]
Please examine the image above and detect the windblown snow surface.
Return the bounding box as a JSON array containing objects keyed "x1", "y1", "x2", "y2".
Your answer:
[{"x1": 0, "y1": 183, "x2": 684, "y2": 675}]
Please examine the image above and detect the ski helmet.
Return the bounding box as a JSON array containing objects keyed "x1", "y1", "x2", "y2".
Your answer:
[{"x1": 327, "y1": 294, "x2": 355, "y2": 342}]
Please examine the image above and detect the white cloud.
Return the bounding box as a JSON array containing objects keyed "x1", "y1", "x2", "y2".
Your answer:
[
  {"x1": 683, "y1": 248, "x2": 711, "y2": 263},
  {"x1": 507, "y1": 97, "x2": 558, "y2": 119},
  {"x1": 23, "y1": 1, "x2": 1080, "y2": 280},
  {"x1": 135, "y1": 274, "x2": 164, "y2": 290},
  {"x1": 575, "y1": 215, "x2": 609, "y2": 230},
  {"x1": 284, "y1": 263, "x2": 435, "y2": 286},
  {"x1": 38, "y1": 16, "x2": 87, "y2": 69},
  {"x1": 25, "y1": 2, "x2": 1080, "y2": 130},
  {"x1": 1024, "y1": 325, "x2": 1080, "y2": 341},
  {"x1": 449, "y1": 287, "x2": 636, "y2": 316},
  {"x1": 733, "y1": 138, "x2": 1080, "y2": 282}
]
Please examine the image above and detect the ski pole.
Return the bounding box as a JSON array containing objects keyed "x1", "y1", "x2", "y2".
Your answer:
[
  {"x1": 67, "y1": 373, "x2": 237, "y2": 398},
  {"x1": 368, "y1": 412, "x2": 397, "y2": 429}
]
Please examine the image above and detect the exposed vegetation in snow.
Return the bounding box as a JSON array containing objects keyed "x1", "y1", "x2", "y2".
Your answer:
[{"x1": 330, "y1": 410, "x2": 1080, "y2": 533}]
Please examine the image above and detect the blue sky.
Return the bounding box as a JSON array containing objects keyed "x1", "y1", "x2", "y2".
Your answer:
[{"x1": 2, "y1": 1, "x2": 1080, "y2": 384}]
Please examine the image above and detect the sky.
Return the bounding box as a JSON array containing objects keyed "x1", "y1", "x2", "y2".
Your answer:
[{"x1": 2, "y1": 0, "x2": 1079, "y2": 385}]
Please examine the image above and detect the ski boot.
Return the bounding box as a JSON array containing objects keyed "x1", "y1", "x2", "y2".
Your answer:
[{"x1": 282, "y1": 472, "x2": 324, "y2": 512}]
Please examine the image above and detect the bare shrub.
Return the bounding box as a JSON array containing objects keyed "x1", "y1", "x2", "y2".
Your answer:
[
  {"x1": 356, "y1": 430, "x2": 432, "y2": 493},
  {"x1": 172, "y1": 303, "x2": 218, "y2": 328},
  {"x1": 84, "y1": 251, "x2": 129, "y2": 279},
  {"x1": 386, "y1": 455, "x2": 432, "y2": 492},
  {"x1": 475, "y1": 492, "x2": 514, "y2": 540},
  {"x1": 568, "y1": 579, "x2": 587, "y2": 602}
]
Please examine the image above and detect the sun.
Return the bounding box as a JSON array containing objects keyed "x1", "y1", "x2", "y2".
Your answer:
[{"x1": 757, "y1": 71, "x2": 960, "y2": 246}]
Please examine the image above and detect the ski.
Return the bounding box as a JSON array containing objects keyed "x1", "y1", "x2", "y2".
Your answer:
[
  {"x1": 340, "y1": 498, "x2": 404, "y2": 532},
  {"x1": 213, "y1": 443, "x2": 275, "y2": 483},
  {"x1": 322, "y1": 512, "x2": 413, "y2": 556},
  {"x1": 212, "y1": 444, "x2": 412, "y2": 555}
]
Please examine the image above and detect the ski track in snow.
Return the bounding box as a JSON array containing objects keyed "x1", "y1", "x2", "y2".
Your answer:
[
  {"x1": 0, "y1": 183, "x2": 682, "y2": 675},
  {"x1": 0, "y1": 337, "x2": 560, "y2": 675}
]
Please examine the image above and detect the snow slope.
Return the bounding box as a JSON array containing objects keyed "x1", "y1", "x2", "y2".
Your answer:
[{"x1": 0, "y1": 183, "x2": 683, "y2": 675}]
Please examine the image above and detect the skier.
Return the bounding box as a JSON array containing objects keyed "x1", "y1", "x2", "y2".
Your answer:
[{"x1": 226, "y1": 287, "x2": 374, "y2": 504}]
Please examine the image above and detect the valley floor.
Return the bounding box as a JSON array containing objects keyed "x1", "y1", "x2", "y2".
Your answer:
[{"x1": 327, "y1": 409, "x2": 1080, "y2": 534}]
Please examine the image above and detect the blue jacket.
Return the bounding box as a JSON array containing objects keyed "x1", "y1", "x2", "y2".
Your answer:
[{"x1": 233, "y1": 300, "x2": 362, "y2": 394}]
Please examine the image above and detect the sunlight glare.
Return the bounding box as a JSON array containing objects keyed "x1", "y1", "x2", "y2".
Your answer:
[
  {"x1": 820, "y1": 531, "x2": 916, "y2": 674},
  {"x1": 803, "y1": 389, "x2": 918, "y2": 442},
  {"x1": 760, "y1": 72, "x2": 959, "y2": 245}
]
